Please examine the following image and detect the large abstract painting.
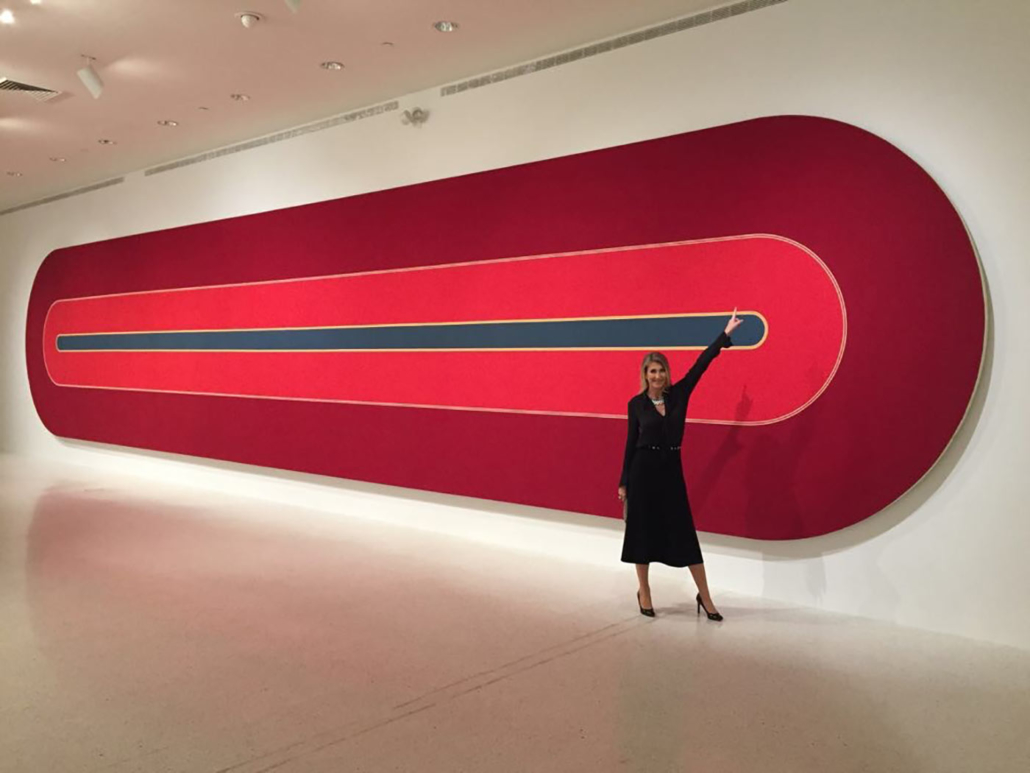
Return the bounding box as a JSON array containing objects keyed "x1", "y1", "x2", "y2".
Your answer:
[{"x1": 26, "y1": 116, "x2": 986, "y2": 539}]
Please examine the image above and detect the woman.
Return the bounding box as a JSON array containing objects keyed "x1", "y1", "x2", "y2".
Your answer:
[{"x1": 618, "y1": 309, "x2": 743, "y2": 621}]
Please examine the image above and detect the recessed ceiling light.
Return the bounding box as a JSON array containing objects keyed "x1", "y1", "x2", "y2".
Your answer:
[
  {"x1": 97, "y1": 138, "x2": 116, "y2": 145},
  {"x1": 0, "y1": 10, "x2": 15, "y2": 24},
  {"x1": 433, "y1": 20, "x2": 459, "y2": 32},
  {"x1": 230, "y1": 93, "x2": 250, "y2": 101},
  {"x1": 6, "y1": 171, "x2": 22, "y2": 177},
  {"x1": 320, "y1": 61, "x2": 344, "y2": 71},
  {"x1": 50, "y1": 157, "x2": 66, "y2": 162},
  {"x1": 31, "y1": 0, "x2": 42, "y2": 5},
  {"x1": 157, "y1": 120, "x2": 179, "y2": 127}
]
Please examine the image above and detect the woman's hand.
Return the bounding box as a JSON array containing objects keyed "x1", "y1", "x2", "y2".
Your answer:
[
  {"x1": 724, "y1": 307, "x2": 743, "y2": 336},
  {"x1": 618, "y1": 486, "x2": 627, "y2": 502}
]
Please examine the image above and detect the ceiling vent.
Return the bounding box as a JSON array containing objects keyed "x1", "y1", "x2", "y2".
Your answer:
[{"x1": 0, "y1": 77, "x2": 62, "y2": 102}]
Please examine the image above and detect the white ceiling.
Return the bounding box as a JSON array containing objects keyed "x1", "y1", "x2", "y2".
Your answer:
[{"x1": 0, "y1": 0, "x2": 721, "y2": 212}]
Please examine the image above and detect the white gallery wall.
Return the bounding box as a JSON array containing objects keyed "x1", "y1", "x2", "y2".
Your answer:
[{"x1": 2, "y1": 0, "x2": 1028, "y2": 649}]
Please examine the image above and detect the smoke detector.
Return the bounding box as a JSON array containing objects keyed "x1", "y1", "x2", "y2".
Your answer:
[{"x1": 236, "y1": 11, "x2": 262, "y2": 29}]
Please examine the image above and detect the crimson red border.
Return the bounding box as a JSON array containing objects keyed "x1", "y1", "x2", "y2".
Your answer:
[
  {"x1": 40, "y1": 235, "x2": 843, "y2": 423},
  {"x1": 25, "y1": 117, "x2": 985, "y2": 539}
]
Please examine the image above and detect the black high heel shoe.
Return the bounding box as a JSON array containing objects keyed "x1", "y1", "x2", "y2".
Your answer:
[
  {"x1": 637, "y1": 591, "x2": 655, "y2": 617},
  {"x1": 696, "y1": 593, "x2": 723, "y2": 622}
]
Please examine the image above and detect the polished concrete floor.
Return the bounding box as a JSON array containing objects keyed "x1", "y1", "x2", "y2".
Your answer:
[{"x1": 1, "y1": 456, "x2": 1028, "y2": 773}]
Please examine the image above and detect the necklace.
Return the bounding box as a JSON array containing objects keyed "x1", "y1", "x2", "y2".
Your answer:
[{"x1": 650, "y1": 396, "x2": 665, "y2": 406}]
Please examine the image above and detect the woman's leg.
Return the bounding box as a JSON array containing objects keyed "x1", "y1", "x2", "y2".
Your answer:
[
  {"x1": 636, "y1": 563, "x2": 652, "y2": 609},
  {"x1": 688, "y1": 563, "x2": 719, "y2": 613}
]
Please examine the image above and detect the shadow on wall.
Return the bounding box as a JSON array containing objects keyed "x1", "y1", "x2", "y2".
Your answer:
[
  {"x1": 700, "y1": 260, "x2": 994, "y2": 618},
  {"x1": 0, "y1": 236, "x2": 40, "y2": 455}
]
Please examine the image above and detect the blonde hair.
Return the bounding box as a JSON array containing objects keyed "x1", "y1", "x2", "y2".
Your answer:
[{"x1": 639, "y1": 352, "x2": 671, "y2": 393}]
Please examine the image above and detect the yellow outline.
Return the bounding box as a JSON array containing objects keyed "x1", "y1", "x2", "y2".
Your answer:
[
  {"x1": 41, "y1": 234, "x2": 844, "y2": 427},
  {"x1": 53, "y1": 310, "x2": 769, "y2": 353},
  {"x1": 53, "y1": 309, "x2": 768, "y2": 337}
]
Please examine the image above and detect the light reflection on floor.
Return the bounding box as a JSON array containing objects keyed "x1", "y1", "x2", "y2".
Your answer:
[{"x1": 1, "y1": 456, "x2": 1027, "y2": 773}]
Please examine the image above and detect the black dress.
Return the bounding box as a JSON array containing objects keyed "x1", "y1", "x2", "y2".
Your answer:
[{"x1": 620, "y1": 332, "x2": 733, "y2": 567}]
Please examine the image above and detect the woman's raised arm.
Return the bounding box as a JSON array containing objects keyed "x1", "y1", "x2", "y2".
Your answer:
[{"x1": 670, "y1": 308, "x2": 742, "y2": 397}]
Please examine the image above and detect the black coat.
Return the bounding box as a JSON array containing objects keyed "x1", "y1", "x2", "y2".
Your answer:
[
  {"x1": 619, "y1": 332, "x2": 733, "y2": 487},
  {"x1": 618, "y1": 331, "x2": 733, "y2": 567}
]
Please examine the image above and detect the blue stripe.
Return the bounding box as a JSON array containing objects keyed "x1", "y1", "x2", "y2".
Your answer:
[{"x1": 56, "y1": 315, "x2": 764, "y2": 351}]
